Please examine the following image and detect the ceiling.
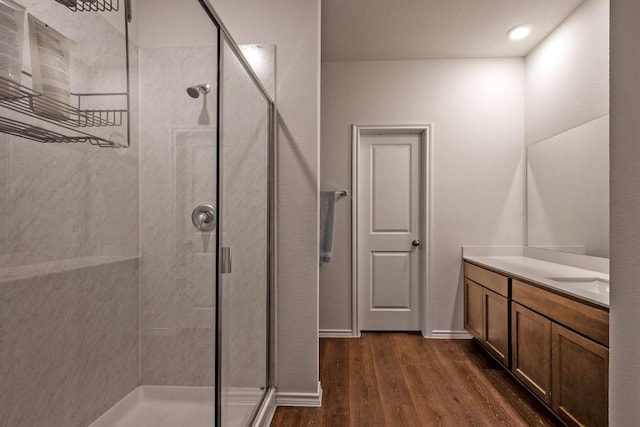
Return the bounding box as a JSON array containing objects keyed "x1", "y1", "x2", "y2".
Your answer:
[{"x1": 322, "y1": 0, "x2": 585, "y2": 61}]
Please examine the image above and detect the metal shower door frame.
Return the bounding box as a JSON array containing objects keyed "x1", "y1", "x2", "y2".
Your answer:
[{"x1": 196, "y1": 1, "x2": 277, "y2": 426}]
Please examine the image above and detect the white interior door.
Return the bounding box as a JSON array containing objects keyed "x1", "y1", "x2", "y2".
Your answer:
[{"x1": 357, "y1": 131, "x2": 422, "y2": 331}]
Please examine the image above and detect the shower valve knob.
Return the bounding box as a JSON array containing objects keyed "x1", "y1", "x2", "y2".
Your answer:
[{"x1": 192, "y1": 204, "x2": 216, "y2": 232}]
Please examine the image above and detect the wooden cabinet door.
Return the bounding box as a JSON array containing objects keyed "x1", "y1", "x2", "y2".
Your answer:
[
  {"x1": 552, "y1": 323, "x2": 608, "y2": 427},
  {"x1": 464, "y1": 279, "x2": 483, "y2": 340},
  {"x1": 484, "y1": 289, "x2": 509, "y2": 365},
  {"x1": 511, "y1": 302, "x2": 552, "y2": 404}
]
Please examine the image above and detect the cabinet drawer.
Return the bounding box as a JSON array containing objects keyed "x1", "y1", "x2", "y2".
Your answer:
[
  {"x1": 464, "y1": 262, "x2": 509, "y2": 297},
  {"x1": 512, "y1": 279, "x2": 609, "y2": 346}
]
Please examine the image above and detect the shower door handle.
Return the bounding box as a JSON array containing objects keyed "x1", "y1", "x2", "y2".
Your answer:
[{"x1": 221, "y1": 247, "x2": 232, "y2": 274}]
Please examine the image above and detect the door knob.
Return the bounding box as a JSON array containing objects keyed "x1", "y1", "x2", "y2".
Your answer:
[
  {"x1": 191, "y1": 204, "x2": 216, "y2": 232},
  {"x1": 412, "y1": 239, "x2": 421, "y2": 247}
]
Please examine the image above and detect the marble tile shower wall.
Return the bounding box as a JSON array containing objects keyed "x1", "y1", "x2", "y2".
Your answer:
[
  {"x1": 0, "y1": 0, "x2": 139, "y2": 266},
  {"x1": 139, "y1": 46, "x2": 217, "y2": 385},
  {"x1": 0, "y1": 2, "x2": 140, "y2": 426},
  {"x1": 0, "y1": 258, "x2": 139, "y2": 427}
]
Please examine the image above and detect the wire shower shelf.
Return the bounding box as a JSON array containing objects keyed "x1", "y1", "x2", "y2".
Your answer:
[
  {"x1": 0, "y1": 117, "x2": 122, "y2": 147},
  {"x1": 0, "y1": 77, "x2": 126, "y2": 127},
  {"x1": 54, "y1": 0, "x2": 119, "y2": 12},
  {"x1": 0, "y1": 76, "x2": 128, "y2": 148}
]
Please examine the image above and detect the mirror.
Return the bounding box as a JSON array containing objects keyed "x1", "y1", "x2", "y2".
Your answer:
[{"x1": 527, "y1": 115, "x2": 609, "y2": 258}]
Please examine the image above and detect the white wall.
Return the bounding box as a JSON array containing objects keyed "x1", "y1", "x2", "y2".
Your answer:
[
  {"x1": 525, "y1": 0, "x2": 609, "y2": 145},
  {"x1": 211, "y1": 0, "x2": 322, "y2": 396},
  {"x1": 524, "y1": 0, "x2": 610, "y2": 259},
  {"x1": 610, "y1": 1, "x2": 640, "y2": 424},
  {"x1": 135, "y1": 0, "x2": 215, "y2": 48},
  {"x1": 320, "y1": 59, "x2": 525, "y2": 334}
]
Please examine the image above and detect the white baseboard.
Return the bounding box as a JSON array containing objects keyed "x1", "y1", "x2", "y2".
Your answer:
[
  {"x1": 319, "y1": 329, "x2": 356, "y2": 338},
  {"x1": 430, "y1": 330, "x2": 473, "y2": 339},
  {"x1": 276, "y1": 381, "x2": 323, "y2": 407}
]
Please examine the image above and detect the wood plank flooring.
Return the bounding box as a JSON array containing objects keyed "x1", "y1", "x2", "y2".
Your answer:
[{"x1": 270, "y1": 333, "x2": 562, "y2": 427}]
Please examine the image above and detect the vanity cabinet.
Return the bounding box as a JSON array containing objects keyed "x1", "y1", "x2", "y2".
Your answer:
[
  {"x1": 512, "y1": 279, "x2": 608, "y2": 347},
  {"x1": 464, "y1": 261, "x2": 609, "y2": 426},
  {"x1": 512, "y1": 278, "x2": 609, "y2": 427},
  {"x1": 463, "y1": 263, "x2": 509, "y2": 366},
  {"x1": 552, "y1": 323, "x2": 608, "y2": 427},
  {"x1": 511, "y1": 302, "x2": 552, "y2": 403}
]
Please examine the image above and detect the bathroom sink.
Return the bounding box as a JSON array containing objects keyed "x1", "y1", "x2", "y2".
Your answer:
[{"x1": 547, "y1": 276, "x2": 610, "y2": 294}]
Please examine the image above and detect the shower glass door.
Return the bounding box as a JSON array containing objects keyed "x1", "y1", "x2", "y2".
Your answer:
[{"x1": 216, "y1": 34, "x2": 272, "y2": 426}]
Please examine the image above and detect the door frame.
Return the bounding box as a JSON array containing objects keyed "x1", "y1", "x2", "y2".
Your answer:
[{"x1": 352, "y1": 124, "x2": 432, "y2": 337}]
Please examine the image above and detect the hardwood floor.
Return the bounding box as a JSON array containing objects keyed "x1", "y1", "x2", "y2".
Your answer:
[{"x1": 270, "y1": 333, "x2": 562, "y2": 427}]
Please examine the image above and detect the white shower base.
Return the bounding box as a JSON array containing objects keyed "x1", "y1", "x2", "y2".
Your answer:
[{"x1": 89, "y1": 386, "x2": 267, "y2": 427}]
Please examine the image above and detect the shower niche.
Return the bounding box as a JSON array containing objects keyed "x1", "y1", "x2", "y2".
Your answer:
[{"x1": 0, "y1": 0, "x2": 130, "y2": 148}]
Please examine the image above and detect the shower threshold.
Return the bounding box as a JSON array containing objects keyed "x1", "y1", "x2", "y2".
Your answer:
[{"x1": 88, "y1": 386, "x2": 264, "y2": 427}]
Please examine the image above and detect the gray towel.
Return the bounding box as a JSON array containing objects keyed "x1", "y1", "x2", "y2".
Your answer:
[{"x1": 319, "y1": 191, "x2": 337, "y2": 264}]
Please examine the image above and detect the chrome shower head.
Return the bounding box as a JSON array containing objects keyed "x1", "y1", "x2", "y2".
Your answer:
[{"x1": 186, "y1": 84, "x2": 211, "y2": 98}]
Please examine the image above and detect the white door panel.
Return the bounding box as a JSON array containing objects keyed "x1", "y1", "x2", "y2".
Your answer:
[
  {"x1": 371, "y1": 252, "x2": 411, "y2": 309},
  {"x1": 371, "y1": 144, "x2": 412, "y2": 232},
  {"x1": 358, "y1": 132, "x2": 422, "y2": 331}
]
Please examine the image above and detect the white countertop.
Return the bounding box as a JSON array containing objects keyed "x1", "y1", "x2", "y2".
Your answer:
[{"x1": 463, "y1": 255, "x2": 609, "y2": 308}]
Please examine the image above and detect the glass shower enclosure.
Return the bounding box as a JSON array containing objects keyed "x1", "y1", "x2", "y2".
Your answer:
[
  {"x1": 216, "y1": 8, "x2": 275, "y2": 427},
  {"x1": 0, "y1": 0, "x2": 274, "y2": 425},
  {"x1": 137, "y1": 0, "x2": 275, "y2": 425}
]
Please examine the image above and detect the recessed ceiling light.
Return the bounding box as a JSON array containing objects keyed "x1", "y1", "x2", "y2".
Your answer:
[{"x1": 507, "y1": 24, "x2": 532, "y2": 41}]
